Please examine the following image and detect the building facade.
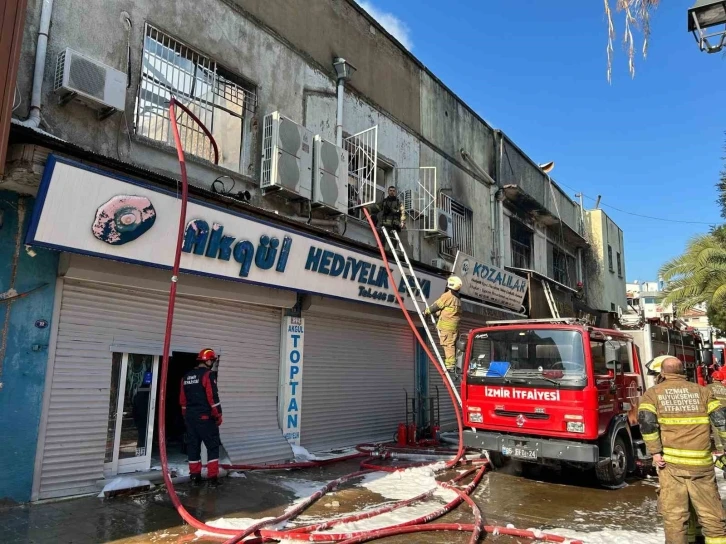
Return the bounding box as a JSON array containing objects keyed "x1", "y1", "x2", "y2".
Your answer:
[
  {"x1": 584, "y1": 208, "x2": 627, "y2": 323},
  {"x1": 0, "y1": 0, "x2": 625, "y2": 502}
]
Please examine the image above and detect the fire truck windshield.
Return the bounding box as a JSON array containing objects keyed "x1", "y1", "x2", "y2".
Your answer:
[{"x1": 466, "y1": 329, "x2": 587, "y2": 388}]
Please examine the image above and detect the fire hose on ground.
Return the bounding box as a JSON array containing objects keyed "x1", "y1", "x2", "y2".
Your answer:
[{"x1": 156, "y1": 98, "x2": 583, "y2": 544}]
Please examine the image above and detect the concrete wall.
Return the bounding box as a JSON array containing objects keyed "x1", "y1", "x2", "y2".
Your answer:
[
  {"x1": 585, "y1": 209, "x2": 626, "y2": 312},
  {"x1": 13, "y1": 0, "x2": 497, "y2": 266},
  {"x1": 0, "y1": 190, "x2": 58, "y2": 503}
]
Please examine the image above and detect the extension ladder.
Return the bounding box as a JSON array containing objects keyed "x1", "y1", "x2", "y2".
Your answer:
[
  {"x1": 379, "y1": 227, "x2": 462, "y2": 407},
  {"x1": 543, "y1": 281, "x2": 560, "y2": 319}
]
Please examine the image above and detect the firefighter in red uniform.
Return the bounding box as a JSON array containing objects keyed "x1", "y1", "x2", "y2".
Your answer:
[{"x1": 180, "y1": 348, "x2": 223, "y2": 487}]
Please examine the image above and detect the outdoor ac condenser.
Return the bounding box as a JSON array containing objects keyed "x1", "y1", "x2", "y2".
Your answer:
[
  {"x1": 54, "y1": 48, "x2": 126, "y2": 112},
  {"x1": 311, "y1": 135, "x2": 348, "y2": 214},
  {"x1": 261, "y1": 112, "x2": 313, "y2": 200}
]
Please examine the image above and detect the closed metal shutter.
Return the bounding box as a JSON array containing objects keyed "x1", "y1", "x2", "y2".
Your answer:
[
  {"x1": 37, "y1": 279, "x2": 290, "y2": 500},
  {"x1": 301, "y1": 312, "x2": 414, "y2": 451}
]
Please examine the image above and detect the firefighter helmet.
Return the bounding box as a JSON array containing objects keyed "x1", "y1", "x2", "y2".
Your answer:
[
  {"x1": 645, "y1": 355, "x2": 671, "y2": 375},
  {"x1": 447, "y1": 276, "x2": 463, "y2": 291},
  {"x1": 197, "y1": 348, "x2": 218, "y2": 363},
  {"x1": 713, "y1": 370, "x2": 725, "y2": 382}
]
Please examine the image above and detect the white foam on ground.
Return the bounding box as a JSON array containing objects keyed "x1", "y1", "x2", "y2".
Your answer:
[
  {"x1": 319, "y1": 500, "x2": 450, "y2": 534},
  {"x1": 357, "y1": 463, "x2": 455, "y2": 501},
  {"x1": 195, "y1": 516, "x2": 287, "y2": 537},
  {"x1": 291, "y1": 445, "x2": 319, "y2": 461},
  {"x1": 97, "y1": 477, "x2": 153, "y2": 497},
  {"x1": 533, "y1": 527, "x2": 665, "y2": 543}
]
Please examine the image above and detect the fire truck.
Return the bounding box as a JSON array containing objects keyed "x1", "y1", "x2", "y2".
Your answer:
[
  {"x1": 459, "y1": 318, "x2": 652, "y2": 487},
  {"x1": 626, "y1": 322, "x2": 706, "y2": 387}
]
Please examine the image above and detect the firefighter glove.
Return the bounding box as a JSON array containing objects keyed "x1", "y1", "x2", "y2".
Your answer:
[
  {"x1": 215, "y1": 414, "x2": 223, "y2": 427},
  {"x1": 424, "y1": 308, "x2": 431, "y2": 316},
  {"x1": 716, "y1": 454, "x2": 726, "y2": 472}
]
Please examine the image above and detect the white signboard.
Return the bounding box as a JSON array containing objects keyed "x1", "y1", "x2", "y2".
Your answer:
[
  {"x1": 279, "y1": 316, "x2": 304, "y2": 445},
  {"x1": 452, "y1": 251, "x2": 528, "y2": 312},
  {"x1": 28, "y1": 156, "x2": 445, "y2": 311}
]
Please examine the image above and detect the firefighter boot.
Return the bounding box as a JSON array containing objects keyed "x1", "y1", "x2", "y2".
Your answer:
[
  {"x1": 207, "y1": 476, "x2": 222, "y2": 488},
  {"x1": 190, "y1": 473, "x2": 202, "y2": 487}
]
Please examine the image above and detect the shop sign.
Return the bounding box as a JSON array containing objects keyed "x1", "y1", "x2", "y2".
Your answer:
[
  {"x1": 28, "y1": 156, "x2": 445, "y2": 311},
  {"x1": 452, "y1": 251, "x2": 528, "y2": 312},
  {"x1": 279, "y1": 317, "x2": 304, "y2": 445}
]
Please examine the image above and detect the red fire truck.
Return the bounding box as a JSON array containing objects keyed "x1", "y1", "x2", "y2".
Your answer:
[{"x1": 459, "y1": 318, "x2": 649, "y2": 487}]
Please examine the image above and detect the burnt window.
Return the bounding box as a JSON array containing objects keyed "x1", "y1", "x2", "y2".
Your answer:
[{"x1": 608, "y1": 245, "x2": 614, "y2": 272}]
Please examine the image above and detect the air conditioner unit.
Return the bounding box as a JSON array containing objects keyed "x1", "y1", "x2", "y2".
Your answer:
[
  {"x1": 429, "y1": 209, "x2": 454, "y2": 239},
  {"x1": 261, "y1": 112, "x2": 313, "y2": 200},
  {"x1": 53, "y1": 48, "x2": 126, "y2": 113},
  {"x1": 431, "y1": 258, "x2": 452, "y2": 271},
  {"x1": 311, "y1": 135, "x2": 348, "y2": 214}
]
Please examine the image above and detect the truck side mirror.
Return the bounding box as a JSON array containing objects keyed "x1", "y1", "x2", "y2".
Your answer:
[{"x1": 456, "y1": 333, "x2": 469, "y2": 353}]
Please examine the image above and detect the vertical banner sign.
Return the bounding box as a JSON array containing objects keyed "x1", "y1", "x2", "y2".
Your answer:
[{"x1": 279, "y1": 316, "x2": 304, "y2": 445}]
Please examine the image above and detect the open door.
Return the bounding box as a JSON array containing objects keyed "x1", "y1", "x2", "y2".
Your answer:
[{"x1": 104, "y1": 353, "x2": 159, "y2": 475}]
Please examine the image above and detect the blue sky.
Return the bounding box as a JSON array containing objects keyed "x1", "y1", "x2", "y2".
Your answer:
[{"x1": 358, "y1": 0, "x2": 726, "y2": 282}]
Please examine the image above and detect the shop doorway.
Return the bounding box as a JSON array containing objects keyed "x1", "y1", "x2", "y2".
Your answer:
[
  {"x1": 153, "y1": 351, "x2": 199, "y2": 460},
  {"x1": 104, "y1": 353, "x2": 160, "y2": 476}
]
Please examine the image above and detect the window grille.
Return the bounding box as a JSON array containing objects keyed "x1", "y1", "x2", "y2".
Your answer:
[
  {"x1": 439, "y1": 194, "x2": 474, "y2": 259},
  {"x1": 135, "y1": 24, "x2": 256, "y2": 171}
]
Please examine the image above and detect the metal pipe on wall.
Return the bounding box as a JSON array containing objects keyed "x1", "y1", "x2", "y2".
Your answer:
[{"x1": 18, "y1": 0, "x2": 54, "y2": 128}]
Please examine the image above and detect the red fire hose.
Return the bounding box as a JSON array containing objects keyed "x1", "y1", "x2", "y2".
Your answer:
[{"x1": 159, "y1": 99, "x2": 581, "y2": 544}]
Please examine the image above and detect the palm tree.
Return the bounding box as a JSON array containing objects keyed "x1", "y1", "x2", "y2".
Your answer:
[
  {"x1": 659, "y1": 231, "x2": 726, "y2": 312},
  {"x1": 604, "y1": 0, "x2": 660, "y2": 82}
]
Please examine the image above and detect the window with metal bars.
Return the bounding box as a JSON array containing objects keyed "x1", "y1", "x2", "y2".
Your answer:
[
  {"x1": 135, "y1": 25, "x2": 257, "y2": 173},
  {"x1": 510, "y1": 220, "x2": 532, "y2": 269},
  {"x1": 439, "y1": 194, "x2": 474, "y2": 259}
]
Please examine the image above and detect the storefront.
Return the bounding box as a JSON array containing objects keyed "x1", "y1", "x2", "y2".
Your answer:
[{"x1": 27, "y1": 155, "x2": 446, "y2": 500}]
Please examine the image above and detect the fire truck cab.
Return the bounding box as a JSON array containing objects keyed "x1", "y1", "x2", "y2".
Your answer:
[{"x1": 460, "y1": 318, "x2": 649, "y2": 487}]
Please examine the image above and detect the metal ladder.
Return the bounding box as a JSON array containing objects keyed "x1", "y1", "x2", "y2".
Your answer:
[
  {"x1": 543, "y1": 282, "x2": 560, "y2": 319},
  {"x1": 380, "y1": 227, "x2": 462, "y2": 407}
]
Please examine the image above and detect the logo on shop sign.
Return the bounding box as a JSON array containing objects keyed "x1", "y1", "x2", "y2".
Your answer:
[
  {"x1": 461, "y1": 258, "x2": 471, "y2": 276},
  {"x1": 92, "y1": 195, "x2": 157, "y2": 245}
]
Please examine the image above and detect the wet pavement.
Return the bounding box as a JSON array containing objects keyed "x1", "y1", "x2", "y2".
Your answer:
[{"x1": 0, "y1": 460, "x2": 668, "y2": 543}]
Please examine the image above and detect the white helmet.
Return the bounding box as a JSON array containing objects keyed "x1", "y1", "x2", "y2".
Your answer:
[{"x1": 447, "y1": 276, "x2": 463, "y2": 291}]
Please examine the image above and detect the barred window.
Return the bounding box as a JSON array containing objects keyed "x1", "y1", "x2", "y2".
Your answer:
[
  {"x1": 439, "y1": 194, "x2": 474, "y2": 259},
  {"x1": 135, "y1": 24, "x2": 257, "y2": 172},
  {"x1": 510, "y1": 220, "x2": 532, "y2": 269}
]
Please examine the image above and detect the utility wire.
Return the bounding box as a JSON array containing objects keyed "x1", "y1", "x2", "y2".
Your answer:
[{"x1": 559, "y1": 182, "x2": 718, "y2": 226}]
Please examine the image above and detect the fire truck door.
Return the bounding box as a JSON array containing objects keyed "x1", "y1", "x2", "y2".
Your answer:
[{"x1": 592, "y1": 340, "x2": 619, "y2": 436}]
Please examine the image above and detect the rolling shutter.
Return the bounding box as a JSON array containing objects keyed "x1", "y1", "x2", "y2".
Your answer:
[
  {"x1": 37, "y1": 279, "x2": 290, "y2": 500},
  {"x1": 301, "y1": 312, "x2": 415, "y2": 451}
]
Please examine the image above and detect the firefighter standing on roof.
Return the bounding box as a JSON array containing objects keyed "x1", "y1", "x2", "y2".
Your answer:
[
  {"x1": 638, "y1": 355, "x2": 726, "y2": 544},
  {"x1": 180, "y1": 348, "x2": 223, "y2": 487},
  {"x1": 425, "y1": 276, "x2": 462, "y2": 373}
]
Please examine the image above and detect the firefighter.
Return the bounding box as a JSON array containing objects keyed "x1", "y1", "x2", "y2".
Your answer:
[
  {"x1": 638, "y1": 355, "x2": 726, "y2": 544},
  {"x1": 710, "y1": 370, "x2": 726, "y2": 454},
  {"x1": 180, "y1": 348, "x2": 223, "y2": 487},
  {"x1": 425, "y1": 276, "x2": 462, "y2": 373},
  {"x1": 367, "y1": 186, "x2": 406, "y2": 235}
]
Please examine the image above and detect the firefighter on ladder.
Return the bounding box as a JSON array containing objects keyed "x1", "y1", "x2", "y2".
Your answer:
[
  {"x1": 638, "y1": 355, "x2": 726, "y2": 544},
  {"x1": 180, "y1": 348, "x2": 223, "y2": 487},
  {"x1": 367, "y1": 186, "x2": 406, "y2": 243},
  {"x1": 425, "y1": 276, "x2": 462, "y2": 374}
]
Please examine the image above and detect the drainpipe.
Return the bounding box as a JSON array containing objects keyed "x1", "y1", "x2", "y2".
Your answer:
[
  {"x1": 332, "y1": 58, "x2": 356, "y2": 147},
  {"x1": 494, "y1": 130, "x2": 506, "y2": 268},
  {"x1": 18, "y1": 0, "x2": 55, "y2": 128}
]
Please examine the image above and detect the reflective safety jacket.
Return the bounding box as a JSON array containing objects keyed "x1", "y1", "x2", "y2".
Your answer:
[
  {"x1": 638, "y1": 373, "x2": 726, "y2": 473},
  {"x1": 371, "y1": 196, "x2": 405, "y2": 229},
  {"x1": 708, "y1": 381, "x2": 726, "y2": 406},
  {"x1": 429, "y1": 290, "x2": 461, "y2": 332}
]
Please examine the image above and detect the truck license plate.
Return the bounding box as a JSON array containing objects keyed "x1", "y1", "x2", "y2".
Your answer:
[{"x1": 502, "y1": 442, "x2": 538, "y2": 460}]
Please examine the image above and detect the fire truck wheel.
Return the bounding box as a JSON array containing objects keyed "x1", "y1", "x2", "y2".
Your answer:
[{"x1": 595, "y1": 434, "x2": 629, "y2": 488}]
